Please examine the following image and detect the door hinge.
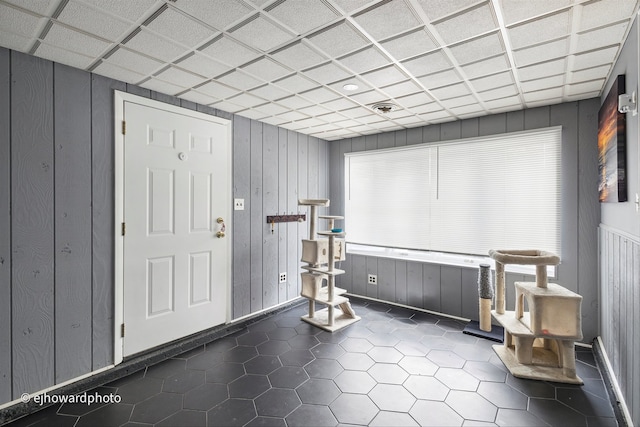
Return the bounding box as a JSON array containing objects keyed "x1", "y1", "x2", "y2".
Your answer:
[
  {"x1": 120, "y1": 323, "x2": 125, "y2": 338},
  {"x1": 122, "y1": 120, "x2": 126, "y2": 135},
  {"x1": 121, "y1": 222, "x2": 126, "y2": 236}
]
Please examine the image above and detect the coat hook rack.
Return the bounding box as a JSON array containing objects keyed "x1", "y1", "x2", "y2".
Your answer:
[{"x1": 266, "y1": 214, "x2": 306, "y2": 224}]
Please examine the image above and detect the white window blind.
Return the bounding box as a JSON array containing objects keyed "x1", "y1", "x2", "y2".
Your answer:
[{"x1": 345, "y1": 127, "x2": 562, "y2": 257}]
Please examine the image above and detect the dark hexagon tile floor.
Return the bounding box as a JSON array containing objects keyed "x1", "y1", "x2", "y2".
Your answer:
[{"x1": 8, "y1": 297, "x2": 619, "y2": 426}]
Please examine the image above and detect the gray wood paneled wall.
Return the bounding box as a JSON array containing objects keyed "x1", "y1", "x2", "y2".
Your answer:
[
  {"x1": 0, "y1": 48, "x2": 329, "y2": 405},
  {"x1": 330, "y1": 99, "x2": 601, "y2": 342},
  {"x1": 599, "y1": 226, "x2": 639, "y2": 425}
]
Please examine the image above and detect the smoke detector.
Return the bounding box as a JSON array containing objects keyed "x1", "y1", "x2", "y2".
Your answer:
[{"x1": 371, "y1": 102, "x2": 399, "y2": 114}]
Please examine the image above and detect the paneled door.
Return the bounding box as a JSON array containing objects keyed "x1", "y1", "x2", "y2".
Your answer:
[{"x1": 121, "y1": 99, "x2": 231, "y2": 356}]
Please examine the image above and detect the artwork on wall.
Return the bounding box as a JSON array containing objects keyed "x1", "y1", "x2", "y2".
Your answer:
[{"x1": 598, "y1": 74, "x2": 627, "y2": 203}]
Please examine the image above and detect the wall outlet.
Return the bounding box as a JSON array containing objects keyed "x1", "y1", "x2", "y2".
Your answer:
[
  {"x1": 279, "y1": 272, "x2": 287, "y2": 283},
  {"x1": 368, "y1": 274, "x2": 377, "y2": 285},
  {"x1": 234, "y1": 198, "x2": 245, "y2": 210}
]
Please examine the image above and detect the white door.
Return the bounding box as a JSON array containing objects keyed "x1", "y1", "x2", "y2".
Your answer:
[{"x1": 122, "y1": 100, "x2": 231, "y2": 356}]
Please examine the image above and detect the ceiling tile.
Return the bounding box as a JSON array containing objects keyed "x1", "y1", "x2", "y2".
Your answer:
[
  {"x1": 93, "y1": 61, "x2": 146, "y2": 84},
  {"x1": 326, "y1": 77, "x2": 372, "y2": 96},
  {"x1": 316, "y1": 111, "x2": 348, "y2": 122},
  {"x1": 499, "y1": 0, "x2": 571, "y2": 25},
  {"x1": 211, "y1": 100, "x2": 245, "y2": 113},
  {"x1": 125, "y1": 29, "x2": 185, "y2": 62},
  {"x1": 522, "y1": 86, "x2": 563, "y2": 103},
  {"x1": 393, "y1": 115, "x2": 423, "y2": 125},
  {"x1": 302, "y1": 62, "x2": 351, "y2": 84},
  {"x1": 395, "y1": 92, "x2": 433, "y2": 108},
  {"x1": 199, "y1": 35, "x2": 260, "y2": 67},
  {"x1": 338, "y1": 46, "x2": 390, "y2": 74},
  {"x1": 409, "y1": 102, "x2": 442, "y2": 114},
  {"x1": 339, "y1": 106, "x2": 374, "y2": 119},
  {"x1": 460, "y1": 54, "x2": 509, "y2": 78},
  {"x1": 4, "y1": 0, "x2": 59, "y2": 15},
  {"x1": 271, "y1": 41, "x2": 327, "y2": 70},
  {"x1": 381, "y1": 80, "x2": 422, "y2": 98},
  {"x1": 0, "y1": 3, "x2": 46, "y2": 39},
  {"x1": 353, "y1": 0, "x2": 420, "y2": 40},
  {"x1": 277, "y1": 95, "x2": 315, "y2": 110},
  {"x1": 579, "y1": 0, "x2": 638, "y2": 32},
  {"x1": 140, "y1": 78, "x2": 187, "y2": 96},
  {"x1": 241, "y1": 57, "x2": 292, "y2": 81},
  {"x1": 217, "y1": 69, "x2": 263, "y2": 90},
  {"x1": 418, "y1": 69, "x2": 461, "y2": 89},
  {"x1": 415, "y1": 0, "x2": 482, "y2": 22},
  {"x1": 57, "y1": 0, "x2": 131, "y2": 41},
  {"x1": 179, "y1": 90, "x2": 218, "y2": 105},
  {"x1": 260, "y1": 116, "x2": 290, "y2": 126},
  {"x1": 361, "y1": 65, "x2": 408, "y2": 87},
  {"x1": 430, "y1": 82, "x2": 470, "y2": 99},
  {"x1": 36, "y1": 43, "x2": 94, "y2": 69},
  {"x1": 520, "y1": 75, "x2": 564, "y2": 93},
  {"x1": 192, "y1": 80, "x2": 239, "y2": 99},
  {"x1": 155, "y1": 66, "x2": 207, "y2": 87},
  {"x1": 266, "y1": 0, "x2": 339, "y2": 34},
  {"x1": 145, "y1": 8, "x2": 214, "y2": 48},
  {"x1": 174, "y1": 52, "x2": 231, "y2": 79},
  {"x1": 321, "y1": 97, "x2": 360, "y2": 111},
  {"x1": 418, "y1": 109, "x2": 453, "y2": 122},
  {"x1": 349, "y1": 89, "x2": 388, "y2": 105},
  {"x1": 276, "y1": 110, "x2": 310, "y2": 121},
  {"x1": 254, "y1": 103, "x2": 290, "y2": 116},
  {"x1": 517, "y1": 58, "x2": 566, "y2": 81},
  {"x1": 105, "y1": 47, "x2": 163, "y2": 75},
  {"x1": 402, "y1": 50, "x2": 452, "y2": 77},
  {"x1": 249, "y1": 84, "x2": 292, "y2": 100},
  {"x1": 441, "y1": 94, "x2": 477, "y2": 108},
  {"x1": 576, "y1": 21, "x2": 630, "y2": 53},
  {"x1": 0, "y1": 29, "x2": 33, "y2": 52},
  {"x1": 449, "y1": 103, "x2": 485, "y2": 116},
  {"x1": 300, "y1": 87, "x2": 340, "y2": 103},
  {"x1": 449, "y1": 32, "x2": 504, "y2": 65},
  {"x1": 508, "y1": 10, "x2": 571, "y2": 49},
  {"x1": 228, "y1": 92, "x2": 268, "y2": 108},
  {"x1": 572, "y1": 45, "x2": 619, "y2": 70},
  {"x1": 43, "y1": 24, "x2": 111, "y2": 57},
  {"x1": 237, "y1": 109, "x2": 268, "y2": 120},
  {"x1": 512, "y1": 38, "x2": 568, "y2": 67},
  {"x1": 569, "y1": 65, "x2": 610, "y2": 84},
  {"x1": 484, "y1": 95, "x2": 521, "y2": 110},
  {"x1": 308, "y1": 21, "x2": 368, "y2": 57},
  {"x1": 469, "y1": 71, "x2": 513, "y2": 92},
  {"x1": 79, "y1": 0, "x2": 158, "y2": 22},
  {"x1": 273, "y1": 73, "x2": 318, "y2": 93},
  {"x1": 380, "y1": 28, "x2": 438, "y2": 60},
  {"x1": 172, "y1": 0, "x2": 253, "y2": 31},
  {"x1": 477, "y1": 84, "x2": 518, "y2": 101},
  {"x1": 432, "y1": 3, "x2": 498, "y2": 45},
  {"x1": 230, "y1": 14, "x2": 294, "y2": 51},
  {"x1": 297, "y1": 105, "x2": 332, "y2": 116},
  {"x1": 566, "y1": 79, "x2": 605, "y2": 96}
]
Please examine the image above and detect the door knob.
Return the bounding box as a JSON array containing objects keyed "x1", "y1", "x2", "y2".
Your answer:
[
  {"x1": 216, "y1": 231, "x2": 225, "y2": 238},
  {"x1": 216, "y1": 217, "x2": 226, "y2": 238}
]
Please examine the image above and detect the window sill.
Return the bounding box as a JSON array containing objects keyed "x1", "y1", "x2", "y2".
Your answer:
[{"x1": 346, "y1": 243, "x2": 556, "y2": 278}]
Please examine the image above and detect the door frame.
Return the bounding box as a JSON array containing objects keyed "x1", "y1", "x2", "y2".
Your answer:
[{"x1": 113, "y1": 91, "x2": 233, "y2": 365}]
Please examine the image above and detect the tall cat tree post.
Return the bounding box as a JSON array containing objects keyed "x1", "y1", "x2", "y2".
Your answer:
[
  {"x1": 298, "y1": 199, "x2": 359, "y2": 332},
  {"x1": 489, "y1": 249, "x2": 583, "y2": 384}
]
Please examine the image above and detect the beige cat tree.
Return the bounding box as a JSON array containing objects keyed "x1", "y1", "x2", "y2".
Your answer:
[
  {"x1": 298, "y1": 199, "x2": 359, "y2": 331},
  {"x1": 487, "y1": 249, "x2": 584, "y2": 385}
]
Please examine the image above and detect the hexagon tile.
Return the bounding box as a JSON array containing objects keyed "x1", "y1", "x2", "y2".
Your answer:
[{"x1": 8, "y1": 298, "x2": 618, "y2": 426}]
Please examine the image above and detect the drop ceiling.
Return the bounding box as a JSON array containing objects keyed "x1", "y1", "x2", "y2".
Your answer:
[{"x1": 0, "y1": 0, "x2": 638, "y2": 140}]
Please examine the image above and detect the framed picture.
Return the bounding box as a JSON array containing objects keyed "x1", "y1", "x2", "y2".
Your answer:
[{"x1": 598, "y1": 74, "x2": 627, "y2": 203}]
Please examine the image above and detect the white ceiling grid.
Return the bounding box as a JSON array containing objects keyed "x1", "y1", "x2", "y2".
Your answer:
[{"x1": 0, "y1": 0, "x2": 638, "y2": 140}]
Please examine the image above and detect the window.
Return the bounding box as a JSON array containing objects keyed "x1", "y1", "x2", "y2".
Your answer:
[{"x1": 345, "y1": 127, "x2": 562, "y2": 260}]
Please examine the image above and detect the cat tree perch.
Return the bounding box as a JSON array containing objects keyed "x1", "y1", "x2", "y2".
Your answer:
[{"x1": 488, "y1": 249, "x2": 584, "y2": 385}]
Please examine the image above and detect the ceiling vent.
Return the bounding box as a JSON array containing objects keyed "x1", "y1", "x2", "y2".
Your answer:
[{"x1": 371, "y1": 102, "x2": 399, "y2": 114}]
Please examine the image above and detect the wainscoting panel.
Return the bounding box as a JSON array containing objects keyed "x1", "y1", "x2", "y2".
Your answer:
[{"x1": 599, "y1": 225, "x2": 640, "y2": 424}]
